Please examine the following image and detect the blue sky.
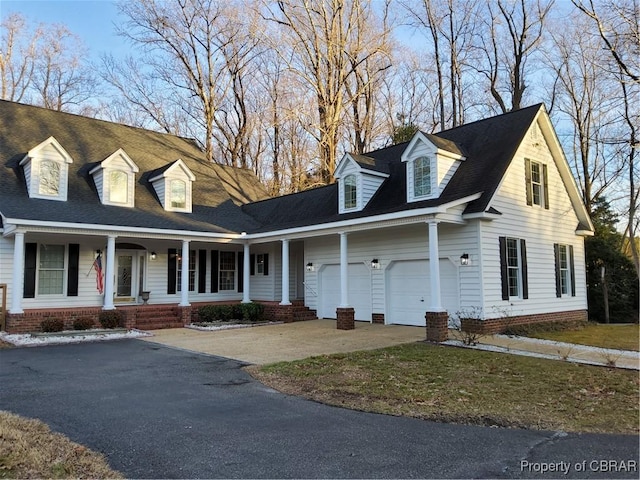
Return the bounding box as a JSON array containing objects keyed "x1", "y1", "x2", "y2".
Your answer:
[{"x1": 1, "y1": 0, "x2": 128, "y2": 58}]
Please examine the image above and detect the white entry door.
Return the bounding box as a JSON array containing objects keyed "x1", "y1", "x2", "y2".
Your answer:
[
  {"x1": 386, "y1": 259, "x2": 459, "y2": 326},
  {"x1": 319, "y1": 263, "x2": 372, "y2": 321},
  {"x1": 114, "y1": 250, "x2": 146, "y2": 301}
]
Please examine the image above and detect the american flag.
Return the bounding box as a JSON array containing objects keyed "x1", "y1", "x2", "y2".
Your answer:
[{"x1": 93, "y1": 254, "x2": 104, "y2": 294}]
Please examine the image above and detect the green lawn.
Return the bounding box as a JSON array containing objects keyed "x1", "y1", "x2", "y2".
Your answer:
[
  {"x1": 250, "y1": 342, "x2": 639, "y2": 434},
  {"x1": 528, "y1": 323, "x2": 639, "y2": 351}
]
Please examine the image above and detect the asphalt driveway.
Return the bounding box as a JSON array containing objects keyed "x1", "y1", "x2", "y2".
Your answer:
[{"x1": 0, "y1": 340, "x2": 637, "y2": 479}]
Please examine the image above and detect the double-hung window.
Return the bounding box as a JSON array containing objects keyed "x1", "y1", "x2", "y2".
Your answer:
[
  {"x1": 525, "y1": 158, "x2": 549, "y2": 209},
  {"x1": 413, "y1": 156, "x2": 431, "y2": 197},
  {"x1": 38, "y1": 244, "x2": 65, "y2": 295},
  {"x1": 109, "y1": 170, "x2": 128, "y2": 203},
  {"x1": 344, "y1": 175, "x2": 357, "y2": 209},
  {"x1": 177, "y1": 250, "x2": 196, "y2": 292},
  {"x1": 499, "y1": 237, "x2": 528, "y2": 300},
  {"x1": 554, "y1": 244, "x2": 575, "y2": 297},
  {"x1": 219, "y1": 251, "x2": 236, "y2": 291}
]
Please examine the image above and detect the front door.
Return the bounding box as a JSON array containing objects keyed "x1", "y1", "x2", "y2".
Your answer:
[{"x1": 115, "y1": 251, "x2": 146, "y2": 302}]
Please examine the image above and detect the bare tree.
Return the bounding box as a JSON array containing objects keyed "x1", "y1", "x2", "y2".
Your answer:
[
  {"x1": 113, "y1": 0, "x2": 263, "y2": 164},
  {"x1": 263, "y1": 0, "x2": 393, "y2": 184},
  {"x1": 33, "y1": 24, "x2": 97, "y2": 113},
  {"x1": 476, "y1": 0, "x2": 554, "y2": 113},
  {"x1": 546, "y1": 13, "x2": 626, "y2": 213},
  {"x1": 0, "y1": 13, "x2": 41, "y2": 102}
]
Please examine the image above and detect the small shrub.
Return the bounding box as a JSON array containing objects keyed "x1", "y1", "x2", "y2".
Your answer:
[
  {"x1": 240, "y1": 302, "x2": 264, "y2": 322},
  {"x1": 40, "y1": 318, "x2": 64, "y2": 333},
  {"x1": 98, "y1": 310, "x2": 124, "y2": 329},
  {"x1": 73, "y1": 317, "x2": 95, "y2": 331},
  {"x1": 197, "y1": 304, "x2": 234, "y2": 322}
]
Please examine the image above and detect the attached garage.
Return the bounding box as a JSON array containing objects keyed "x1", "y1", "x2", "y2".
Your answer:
[
  {"x1": 318, "y1": 263, "x2": 372, "y2": 321},
  {"x1": 386, "y1": 259, "x2": 459, "y2": 326}
]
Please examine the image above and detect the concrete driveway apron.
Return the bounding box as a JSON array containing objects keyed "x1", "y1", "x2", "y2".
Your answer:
[{"x1": 0, "y1": 340, "x2": 638, "y2": 479}]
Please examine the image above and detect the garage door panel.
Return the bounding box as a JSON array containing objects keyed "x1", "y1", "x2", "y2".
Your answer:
[
  {"x1": 387, "y1": 259, "x2": 459, "y2": 326},
  {"x1": 319, "y1": 264, "x2": 372, "y2": 321}
]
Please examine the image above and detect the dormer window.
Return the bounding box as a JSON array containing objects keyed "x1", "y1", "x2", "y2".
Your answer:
[
  {"x1": 109, "y1": 170, "x2": 128, "y2": 204},
  {"x1": 414, "y1": 156, "x2": 431, "y2": 197},
  {"x1": 170, "y1": 179, "x2": 187, "y2": 209},
  {"x1": 90, "y1": 149, "x2": 139, "y2": 208},
  {"x1": 149, "y1": 159, "x2": 195, "y2": 213},
  {"x1": 401, "y1": 132, "x2": 465, "y2": 203},
  {"x1": 39, "y1": 160, "x2": 61, "y2": 196},
  {"x1": 344, "y1": 175, "x2": 357, "y2": 209},
  {"x1": 20, "y1": 136, "x2": 73, "y2": 202}
]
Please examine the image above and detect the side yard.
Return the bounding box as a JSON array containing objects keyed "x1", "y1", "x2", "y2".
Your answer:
[
  {"x1": 249, "y1": 342, "x2": 639, "y2": 434},
  {"x1": 522, "y1": 323, "x2": 639, "y2": 351}
]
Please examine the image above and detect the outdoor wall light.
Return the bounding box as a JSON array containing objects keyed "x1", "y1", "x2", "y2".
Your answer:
[
  {"x1": 150, "y1": 251, "x2": 157, "y2": 260},
  {"x1": 371, "y1": 258, "x2": 380, "y2": 269},
  {"x1": 306, "y1": 262, "x2": 314, "y2": 272},
  {"x1": 460, "y1": 253, "x2": 470, "y2": 266}
]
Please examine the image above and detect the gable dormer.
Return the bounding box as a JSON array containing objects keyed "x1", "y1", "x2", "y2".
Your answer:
[
  {"x1": 149, "y1": 159, "x2": 196, "y2": 213},
  {"x1": 401, "y1": 132, "x2": 465, "y2": 202},
  {"x1": 334, "y1": 153, "x2": 389, "y2": 214},
  {"x1": 19, "y1": 136, "x2": 73, "y2": 202},
  {"x1": 89, "y1": 149, "x2": 139, "y2": 207}
]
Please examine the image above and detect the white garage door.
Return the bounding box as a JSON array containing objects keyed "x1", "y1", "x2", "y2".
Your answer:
[
  {"x1": 319, "y1": 264, "x2": 372, "y2": 321},
  {"x1": 387, "y1": 259, "x2": 459, "y2": 326}
]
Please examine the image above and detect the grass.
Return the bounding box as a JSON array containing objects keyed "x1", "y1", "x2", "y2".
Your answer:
[
  {"x1": 527, "y1": 323, "x2": 639, "y2": 351},
  {"x1": 0, "y1": 411, "x2": 122, "y2": 479},
  {"x1": 249, "y1": 342, "x2": 639, "y2": 434}
]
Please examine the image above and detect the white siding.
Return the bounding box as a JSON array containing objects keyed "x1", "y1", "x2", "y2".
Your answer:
[
  {"x1": 248, "y1": 244, "x2": 277, "y2": 301},
  {"x1": 361, "y1": 174, "x2": 385, "y2": 208},
  {"x1": 151, "y1": 179, "x2": 167, "y2": 209},
  {"x1": 304, "y1": 222, "x2": 481, "y2": 318},
  {"x1": 480, "y1": 121, "x2": 588, "y2": 319}
]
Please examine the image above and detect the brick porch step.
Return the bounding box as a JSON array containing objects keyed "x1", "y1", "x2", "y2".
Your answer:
[{"x1": 134, "y1": 306, "x2": 183, "y2": 330}]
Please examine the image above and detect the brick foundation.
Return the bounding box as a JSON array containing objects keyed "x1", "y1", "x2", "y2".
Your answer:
[
  {"x1": 336, "y1": 307, "x2": 355, "y2": 330},
  {"x1": 6, "y1": 307, "x2": 103, "y2": 334},
  {"x1": 372, "y1": 313, "x2": 385, "y2": 324},
  {"x1": 426, "y1": 311, "x2": 449, "y2": 342},
  {"x1": 461, "y1": 309, "x2": 588, "y2": 334}
]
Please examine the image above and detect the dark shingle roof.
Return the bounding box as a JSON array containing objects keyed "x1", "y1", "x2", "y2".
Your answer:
[
  {"x1": 0, "y1": 100, "x2": 269, "y2": 234},
  {"x1": 243, "y1": 105, "x2": 542, "y2": 230}
]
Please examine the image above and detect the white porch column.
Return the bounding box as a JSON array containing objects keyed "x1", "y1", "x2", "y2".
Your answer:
[
  {"x1": 280, "y1": 239, "x2": 291, "y2": 305},
  {"x1": 339, "y1": 232, "x2": 349, "y2": 307},
  {"x1": 179, "y1": 240, "x2": 190, "y2": 307},
  {"x1": 427, "y1": 220, "x2": 444, "y2": 312},
  {"x1": 242, "y1": 242, "x2": 251, "y2": 303},
  {"x1": 10, "y1": 232, "x2": 25, "y2": 314},
  {"x1": 103, "y1": 235, "x2": 116, "y2": 310}
]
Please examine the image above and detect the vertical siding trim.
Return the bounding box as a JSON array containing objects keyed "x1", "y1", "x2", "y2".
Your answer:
[
  {"x1": 524, "y1": 158, "x2": 532, "y2": 206},
  {"x1": 210, "y1": 250, "x2": 219, "y2": 293},
  {"x1": 569, "y1": 245, "x2": 576, "y2": 297},
  {"x1": 520, "y1": 239, "x2": 528, "y2": 300},
  {"x1": 238, "y1": 251, "x2": 244, "y2": 293},
  {"x1": 553, "y1": 243, "x2": 561, "y2": 298},
  {"x1": 24, "y1": 243, "x2": 37, "y2": 298},
  {"x1": 167, "y1": 248, "x2": 177, "y2": 294},
  {"x1": 499, "y1": 237, "x2": 509, "y2": 301},
  {"x1": 67, "y1": 244, "x2": 80, "y2": 296},
  {"x1": 198, "y1": 249, "x2": 207, "y2": 293}
]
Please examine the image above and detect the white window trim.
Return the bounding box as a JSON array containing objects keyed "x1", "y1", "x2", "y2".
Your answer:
[
  {"x1": 506, "y1": 237, "x2": 523, "y2": 299},
  {"x1": 37, "y1": 244, "x2": 68, "y2": 296},
  {"x1": 219, "y1": 251, "x2": 236, "y2": 291},
  {"x1": 343, "y1": 174, "x2": 358, "y2": 211}
]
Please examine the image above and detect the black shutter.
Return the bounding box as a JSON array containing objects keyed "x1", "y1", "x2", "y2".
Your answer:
[
  {"x1": 167, "y1": 248, "x2": 177, "y2": 294},
  {"x1": 525, "y1": 159, "x2": 533, "y2": 206},
  {"x1": 520, "y1": 239, "x2": 528, "y2": 300},
  {"x1": 569, "y1": 245, "x2": 576, "y2": 297},
  {"x1": 198, "y1": 250, "x2": 207, "y2": 293},
  {"x1": 211, "y1": 250, "x2": 219, "y2": 293},
  {"x1": 238, "y1": 251, "x2": 244, "y2": 293},
  {"x1": 263, "y1": 253, "x2": 269, "y2": 276},
  {"x1": 553, "y1": 243, "x2": 561, "y2": 298},
  {"x1": 24, "y1": 243, "x2": 37, "y2": 298},
  {"x1": 67, "y1": 244, "x2": 80, "y2": 297},
  {"x1": 499, "y1": 237, "x2": 509, "y2": 301},
  {"x1": 250, "y1": 254, "x2": 255, "y2": 276},
  {"x1": 543, "y1": 163, "x2": 549, "y2": 209}
]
